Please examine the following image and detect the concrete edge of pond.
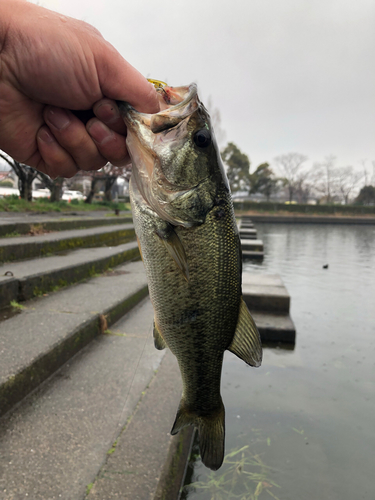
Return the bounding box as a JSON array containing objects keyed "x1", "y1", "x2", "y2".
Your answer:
[
  {"x1": 0, "y1": 215, "x2": 133, "y2": 237},
  {"x1": 86, "y1": 350, "x2": 194, "y2": 500},
  {"x1": 237, "y1": 214, "x2": 375, "y2": 224}
]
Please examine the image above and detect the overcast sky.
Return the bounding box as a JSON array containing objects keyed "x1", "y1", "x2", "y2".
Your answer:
[{"x1": 32, "y1": 0, "x2": 375, "y2": 174}]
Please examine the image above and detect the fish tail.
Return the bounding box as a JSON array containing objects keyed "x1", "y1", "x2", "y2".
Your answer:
[{"x1": 171, "y1": 399, "x2": 225, "y2": 471}]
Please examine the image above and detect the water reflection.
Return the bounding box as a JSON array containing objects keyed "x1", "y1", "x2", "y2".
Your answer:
[{"x1": 182, "y1": 223, "x2": 375, "y2": 500}]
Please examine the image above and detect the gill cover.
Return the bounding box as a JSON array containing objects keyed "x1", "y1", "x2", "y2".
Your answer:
[{"x1": 120, "y1": 84, "x2": 229, "y2": 227}]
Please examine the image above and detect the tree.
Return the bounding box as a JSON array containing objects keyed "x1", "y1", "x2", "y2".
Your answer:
[
  {"x1": 36, "y1": 172, "x2": 64, "y2": 202},
  {"x1": 221, "y1": 142, "x2": 251, "y2": 193},
  {"x1": 0, "y1": 152, "x2": 37, "y2": 201},
  {"x1": 334, "y1": 166, "x2": 363, "y2": 205},
  {"x1": 355, "y1": 185, "x2": 375, "y2": 205},
  {"x1": 85, "y1": 163, "x2": 132, "y2": 203},
  {"x1": 312, "y1": 155, "x2": 337, "y2": 203},
  {"x1": 274, "y1": 152, "x2": 308, "y2": 202},
  {"x1": 250, "y1": 163, "x2": 278, "y2": 201}
]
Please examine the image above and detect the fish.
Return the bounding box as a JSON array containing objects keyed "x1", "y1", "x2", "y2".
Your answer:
[{"x1": 119, "y1": 83, "x2": 262, "y2": 471}]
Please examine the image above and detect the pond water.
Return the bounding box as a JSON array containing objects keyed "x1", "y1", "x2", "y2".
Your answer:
[{"x1": 181, "y1": 223, "x2": 375, "y2": 500}]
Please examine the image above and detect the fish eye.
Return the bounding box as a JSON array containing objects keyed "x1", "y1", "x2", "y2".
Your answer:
[{"x1": 193, "y1": 129, "x2": 211, "y2": 148}]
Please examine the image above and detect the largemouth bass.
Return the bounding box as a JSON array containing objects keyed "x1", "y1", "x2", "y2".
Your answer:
[{"x1": 120, "y1": 84, "x2": 262, "y2": 471}]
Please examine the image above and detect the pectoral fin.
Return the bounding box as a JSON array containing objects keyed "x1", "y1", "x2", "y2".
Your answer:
[
  {"x1": 156, "y1": 225, "x2": 189, "y2": 281},
  {"x1": 228, "y1": 299, "x2": 262, "y2": 367},
  {"x1": 153, "y1": 320, "x2": 167, "y2": 350}
]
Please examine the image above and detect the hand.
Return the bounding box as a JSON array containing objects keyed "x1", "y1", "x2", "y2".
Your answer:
[{"x1": 0, "y1": 0, "x2": 159, "y2": 178}]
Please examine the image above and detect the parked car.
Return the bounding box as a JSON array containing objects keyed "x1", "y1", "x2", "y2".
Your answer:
[{"x1": 62, "y1": 190, "x2": 85, "y2": 201}]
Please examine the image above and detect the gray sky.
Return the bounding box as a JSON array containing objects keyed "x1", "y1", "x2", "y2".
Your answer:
[{"x1": 36, "y1": 0, "x2": 375, "y2": 173}]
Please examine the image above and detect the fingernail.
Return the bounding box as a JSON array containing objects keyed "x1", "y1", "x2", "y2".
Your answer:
[
  {"x1": 94, "y1": 102, "x2": 119, "y2": 124},
  {"x1": 47, "y1": 107, "x2": 70, "y2": 130},
  {"x1": 38, "y1": 128, "x2": 55, "y2": 143},
  {"x1": 87, "y1": 120, "x2": 114, "y2": 144}
]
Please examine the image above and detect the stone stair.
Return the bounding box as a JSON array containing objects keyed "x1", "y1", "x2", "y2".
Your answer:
[{"x1": 0, "y1": 214, "x2": 191, "y2": 500}]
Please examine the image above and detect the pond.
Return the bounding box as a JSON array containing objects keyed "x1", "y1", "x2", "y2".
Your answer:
[{"x1": 181, "y1": 222, "x2": 375, "y2": 500}]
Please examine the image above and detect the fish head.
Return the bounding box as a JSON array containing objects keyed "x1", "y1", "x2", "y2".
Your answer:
[{"x1": 120, "y1": 84, "x2": 229, "y2": 227}]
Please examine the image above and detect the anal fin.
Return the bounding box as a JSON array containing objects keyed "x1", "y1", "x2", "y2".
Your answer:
[
  {"x1": 153, "y1": 320, "x2": 167, "y2": 350},
  {"x1": 228, "y1": 298, "x2": 262, "y2": 367}
]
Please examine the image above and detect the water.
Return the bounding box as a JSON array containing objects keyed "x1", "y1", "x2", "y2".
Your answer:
[{"x1": 181, "y1": 223, "x2": 375, "y2": 500}]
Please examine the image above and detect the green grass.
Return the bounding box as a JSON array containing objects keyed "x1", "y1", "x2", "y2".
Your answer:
[{"x1": 0, "y1": 196, "x2": 131, "y2": 213}]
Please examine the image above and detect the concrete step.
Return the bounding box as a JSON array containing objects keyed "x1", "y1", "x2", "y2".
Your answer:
[
  {"x1": 0, "y1": 240, "x2": 140, "y2": 309},
  {"x1": 0, "y1": 223, "x2": 135, "y2": 263},
  {"x1": 243, "y1": 273, "x2": 296, "y2": 343},
  {"x1": 242, "y1": 273, "x2": 290, "y2": 313},
  {"x1": 0, "y1": 298, "x2": 191, "y2": 500},
  {"x1": 252, "y1": 311, "x2": 296, "y2": 344},
  {"x1": 241, "y1": 238, "x2": 264, "y2": 259},
  {"x1": 0, "y1": 260, "x2": 148, "y2": 417},
  {"x1": 241, "y1": 239, "x2": 263, "y2": 252},
  {"x1": 239, "y1": 230, "x2": 257, "y2": 240},
  {"x1": 0, "y1": 214, "x2": 132, "y2": 238},
  {"x1": 241, "y1": 250, "x2": 264, "y2": 259}
]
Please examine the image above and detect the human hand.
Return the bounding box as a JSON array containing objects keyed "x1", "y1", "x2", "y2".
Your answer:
[{"x1": 0, "y1": 0, "x2": 159, "y2": 178}]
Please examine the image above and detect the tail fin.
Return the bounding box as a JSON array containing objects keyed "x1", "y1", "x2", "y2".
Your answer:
[{"x1": 171, "y1": 400, "x2": 225, "y2": 471}]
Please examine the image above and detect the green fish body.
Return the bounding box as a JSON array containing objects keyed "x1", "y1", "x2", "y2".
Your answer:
[{"x1": 121, "y1": 84, "x2": 262, "y2": 470}]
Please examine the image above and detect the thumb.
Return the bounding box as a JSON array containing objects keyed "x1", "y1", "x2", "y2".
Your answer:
[{"x1": 96, "y1": 42, "x2": 160, "y2": 114}]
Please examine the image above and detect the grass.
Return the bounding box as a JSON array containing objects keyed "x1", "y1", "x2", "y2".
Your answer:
[
  {"x1": 182, "y1": 444, "x2": 280, "y2": 500},
  {"x1": 0, "y1": 195, "x2": 131, "y2": 213},
  {"x1": 10, "y1": 300, "x2": 25, "y2": 310}
]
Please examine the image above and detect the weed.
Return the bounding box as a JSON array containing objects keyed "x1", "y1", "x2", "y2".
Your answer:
[
  {"x1": 182, "y1": 444, "x2": 280, "y2": 500},
  {"x1": 10, "y1": 300, "x2": 25, "y2": 310}
]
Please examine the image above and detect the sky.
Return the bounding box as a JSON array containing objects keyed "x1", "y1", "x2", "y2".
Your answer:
[{"x1": 21, "y1": 0, "x2": 375, "y2": 176}]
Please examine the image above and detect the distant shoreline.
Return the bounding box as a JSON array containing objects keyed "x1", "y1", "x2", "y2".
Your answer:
[{"x1": 235, "y1": 212, "x2": 375, "y2": 224}]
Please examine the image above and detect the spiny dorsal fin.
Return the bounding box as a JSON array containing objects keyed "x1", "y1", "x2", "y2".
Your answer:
[
  {"x1": 153, "y1": 320, "x2": 167, "y2": 350},
  {"x1": 156, "y1": 226, "x2": 189, "y2": 281},
  {"x1": 228, "y1": 299, "x2": 262, "y2": 367}
]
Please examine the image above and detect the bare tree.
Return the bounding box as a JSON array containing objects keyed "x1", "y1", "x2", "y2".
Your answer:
[
  {"x1": 334, "y1": 166, "x2": 363, "y2": 204},
  {"x1": 85, "y1": 163, "x2": 132, "y2": 203},
  {"x1": 311, "y1": 155, "x2": 338, "y2": 203},
  {"x1": 0, "y1": 152, "x2": 37, "y2": 201},
  {"x1": 36, "y1": 172, "x2": 64, "y2": 202},
  {"x1": 273, "y1": 153, "x2": 308, "y2": 202}
]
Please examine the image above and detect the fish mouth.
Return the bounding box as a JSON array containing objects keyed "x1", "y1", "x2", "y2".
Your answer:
[{"x1": 119, "y1": 83, "x2": 199, "y2": 138}]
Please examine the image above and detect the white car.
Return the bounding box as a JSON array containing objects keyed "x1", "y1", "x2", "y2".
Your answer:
[{"x1": 62, "y1": 190, "x2": 85, "y2": 201}]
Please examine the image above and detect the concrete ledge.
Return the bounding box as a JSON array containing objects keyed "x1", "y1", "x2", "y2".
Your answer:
[
  {"x1": 0, "y1": 261, "x2": 148, "y2": 417},
  {"x1": 0, "y1": 242, "x2": 140, "y2": 308},
  {"x1": 241, "y1": 250, "x2": 264, "y2": 259},
  {"x1": 0, "y1": 216, "x2": 133, "y2": 238},
  {"x1": 238, "y1": 214, "x2": 375, "y2": 224},
  {"x1": 0, "y1": 224, "x2": 135, "y2": 262},
  {"x1": 19, "y1": 244, "x2": 140, "y2": 302},
  {"x1": 252, "y1": 311, "x2": 296, "y2": 343},
  {"x1": 239, "y1": 229, "x2": 257, "y2": 240},
  {"x1": 242, "y1": 273, "x2": 290, "y2": 313},
  {"x1": 88, "y1": 350, "x2": 193, "y2": 500},
  {"x1": 241, "y1": 239, "x2": 263, "y2": 252}
]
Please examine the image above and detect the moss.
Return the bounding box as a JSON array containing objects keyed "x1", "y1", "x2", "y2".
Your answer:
[{"x1": 86, "y1": 482, "x2": 94, "y2": 495}]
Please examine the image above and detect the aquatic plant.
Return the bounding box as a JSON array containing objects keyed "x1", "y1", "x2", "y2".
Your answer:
[{"x1": 182, "y1": 444, "x2": 280, "y2": 500}]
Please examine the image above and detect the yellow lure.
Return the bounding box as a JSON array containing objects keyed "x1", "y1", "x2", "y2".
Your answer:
[{"x1": 147, "y1": 78, "x2": 168, "y2": 89}]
